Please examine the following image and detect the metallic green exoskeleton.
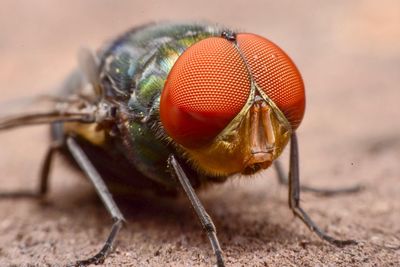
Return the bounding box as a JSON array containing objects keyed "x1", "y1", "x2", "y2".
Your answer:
[
  {"x1": 86, "y1": 24, "x2": 223, "y2": 192},
  {"x1": 63, "y1": 23, "x2": 229, "y2": 195}
]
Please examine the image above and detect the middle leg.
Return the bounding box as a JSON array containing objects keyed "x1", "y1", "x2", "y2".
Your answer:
[
  {"x1": 274, "y1": 159, "x2": 362, "y2": 196},
  {"x1": 287, "y1": 133, "x2": 357, "y2": 246},
  {"x1": 66, "y1": 137, "x2": 125, "y2": 266}
]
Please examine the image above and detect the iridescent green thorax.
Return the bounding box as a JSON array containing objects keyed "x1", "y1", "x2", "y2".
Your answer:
[
  {"x1": 100, "y1": 23, "x2": 220, "y2": 111},
  {"x1": 98, "y1": 23, "x2": 224, "y2": 187}
]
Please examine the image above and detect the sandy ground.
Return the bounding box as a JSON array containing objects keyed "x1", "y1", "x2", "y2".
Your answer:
[{"x1": 0, "y1": 1, "x2": 399, "y2": 266}]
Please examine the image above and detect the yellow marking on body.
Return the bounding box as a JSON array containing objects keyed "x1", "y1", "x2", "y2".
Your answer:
[{"x1": 63, "y1": 122, "x2": 106, "y2": 145}]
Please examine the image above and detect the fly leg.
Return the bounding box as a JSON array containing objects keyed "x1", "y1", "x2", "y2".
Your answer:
[
  {"x1": 274, "y1": 159, "x2": 362, "y2": 196},
  {"x1": 0, "y1": 124, "x2": 64, "y2": 199},
  {"x1": 0, "y1": 122, "x2": 65, "y2": 199},
  {"x1": 169, "y1": 155, "x2": 225, "y2": 267},
  {"x1": 288, "y1": 132, "x2": 357, "y2": 246},
  {"x1": 66, "y1": 137, "x2": 124, "y2": 266}
]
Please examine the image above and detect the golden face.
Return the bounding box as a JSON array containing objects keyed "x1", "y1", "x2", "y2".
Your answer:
[{"x1": 183, "y1": 82, "x2": 292, "y2": 177}]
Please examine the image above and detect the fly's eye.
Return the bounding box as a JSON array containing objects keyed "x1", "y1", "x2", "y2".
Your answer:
[
  {"x1": 160, "y1": 37, "x2": 251, "y2": 149},
  {"x1": 236, "y1": 33, "x2": 305, "y2": 129}
]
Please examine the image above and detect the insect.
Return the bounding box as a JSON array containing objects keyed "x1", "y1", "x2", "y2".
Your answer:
[{"x1": 0, "y1": 22, "x2": 361, "y2": 266}]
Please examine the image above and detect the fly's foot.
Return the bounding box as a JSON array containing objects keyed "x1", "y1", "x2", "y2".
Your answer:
[
  {"x1": 320, "y1": 232, "x2": 358, "y2": 247},
  {"x1": 69, "y1": 250, "x2": 108, "y2": 267},
  {"x1": 0, "y1": 191, "x2": 41, "y2": 199},
  {"x1": 299, "y1": 183, "x2": 364, "y2": 197},
  {"x1": 332, "y1": 238, "x2": 358, "y2": 247},
  {"x1": 274, "y1": 160, "x2": 364, "y2": 197}
]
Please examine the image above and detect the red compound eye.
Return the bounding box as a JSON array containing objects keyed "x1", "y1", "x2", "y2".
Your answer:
[
  {"x1": 236, "y1": 33, "x2": 305, "y2": 129},
  {"x1": 160, "y1": 37, "x2": 251, "y2": 149},
  {"x1": 160, "y1": 34, "x2": 306, "y2": 149}
]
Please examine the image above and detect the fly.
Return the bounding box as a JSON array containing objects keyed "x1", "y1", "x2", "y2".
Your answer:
[{"x1": 0, "y1": 22, "x2": 362, "y2": 267}]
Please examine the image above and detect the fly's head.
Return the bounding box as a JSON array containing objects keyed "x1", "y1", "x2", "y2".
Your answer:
[{"x1": 160, "y1": 33, "x2": 305, "y2": 177}]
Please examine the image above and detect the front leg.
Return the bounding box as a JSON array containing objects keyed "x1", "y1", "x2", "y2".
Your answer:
[
  {"x1": 287, "y1": 132, "x2": 357, "y2": 246},
  {"x1": 168, "y1": 155, "x2": 225, "y2": 267}
]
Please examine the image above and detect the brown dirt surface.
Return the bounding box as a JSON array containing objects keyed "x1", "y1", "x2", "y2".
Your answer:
[{"x1": 0, "y1": 1, "x2": 399, "y2": 266}]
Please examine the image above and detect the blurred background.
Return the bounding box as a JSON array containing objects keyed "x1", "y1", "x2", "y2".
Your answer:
[{"x1": 0, "y1": 1, "x2": 399, "y2": 266}]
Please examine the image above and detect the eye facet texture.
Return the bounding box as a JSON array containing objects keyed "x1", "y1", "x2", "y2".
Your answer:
[
  {"x1": 237, "y1": 33, "x2": 305, "y2": 129},
  {"x1": 160, "y1": 37, "x2": 251, "y2": 148},
  {"x1": 160, "y1": 34, "x2": 305, "y2": 149}
]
